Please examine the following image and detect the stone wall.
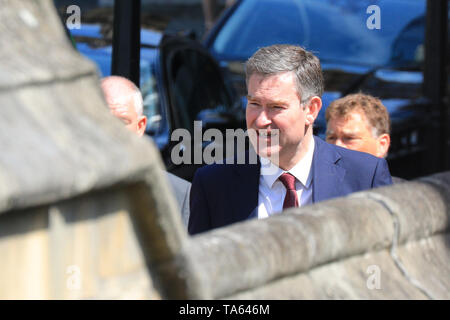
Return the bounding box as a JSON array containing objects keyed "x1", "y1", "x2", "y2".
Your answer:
[
  {"x1": 0, "y1": 0, "x2": 186, "y2": 299},
  {"x1": 186, "y1": 173, "x2": 450, "y2": 299},
  {"x1": 0, "y1": 188, "x2": 159, "y2": 299}
]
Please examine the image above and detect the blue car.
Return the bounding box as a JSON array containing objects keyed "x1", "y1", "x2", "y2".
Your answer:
[{"x1": 71, "y1": 24, "x2": 245, "y2": 181}]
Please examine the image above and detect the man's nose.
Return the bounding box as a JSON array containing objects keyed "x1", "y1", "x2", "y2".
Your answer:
[
  {"x1": 335, "y1": 139, "x2": 346, "y2": 148},
  {"x1": 255, "y1": 108, "x2": 271, "y2": 127}
]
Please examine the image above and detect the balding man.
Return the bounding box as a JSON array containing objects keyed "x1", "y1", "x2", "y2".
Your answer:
[
  {"x1": 101, "y1": 76, "x2": 191, "y2": 226},
  {"x1": 101, "y1": 76, "x2": 148, "y2": 136}
]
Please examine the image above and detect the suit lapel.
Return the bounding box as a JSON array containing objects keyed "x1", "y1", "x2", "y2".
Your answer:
[
  {"x1": 230, "y1": 156, "x2": 260, "y2": 221},
  {"x1": 312, "y1": 136, "x2": 346, "y2": 203}
]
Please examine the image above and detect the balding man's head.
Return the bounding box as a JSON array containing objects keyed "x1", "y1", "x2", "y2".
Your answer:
[{"x1": 101, "y1": 76, "x2": 147, "y2": 136}]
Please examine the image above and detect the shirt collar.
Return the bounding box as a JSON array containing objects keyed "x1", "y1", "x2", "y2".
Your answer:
[{"x1": 260, "y1": 138, "x2": 315, "y2": 189}]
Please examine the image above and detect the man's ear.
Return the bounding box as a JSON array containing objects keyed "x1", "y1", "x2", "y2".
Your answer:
[
  {"x1": 376, "y1": 133, "x2": 390, "y2": 158},
  {"x1": 305, "y1": 96, "x2": 322, "y2": 125},
  {"x1": 136, "y1": 115, "x2": 147, "y2": 137}
]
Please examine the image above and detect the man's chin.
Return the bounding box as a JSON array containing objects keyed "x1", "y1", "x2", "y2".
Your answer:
[{"x1": 255, "y1": 147, "x2": 280, "y2": 164}]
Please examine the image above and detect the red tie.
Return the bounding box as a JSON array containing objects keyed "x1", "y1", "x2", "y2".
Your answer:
[{"x1": 279, "y1": 173, "x2": 299, "y2": 209}]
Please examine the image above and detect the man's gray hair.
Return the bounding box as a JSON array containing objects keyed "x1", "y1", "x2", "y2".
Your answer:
[
  {"x1": 124, "y1": 79, "x2": 144, "y2": 116},
  {"x1": 245, "y1": 44, "x2": 324, "y2": 103},
  {"x1": 131, "y1": 84, "x2": 144, "y2": 116}
]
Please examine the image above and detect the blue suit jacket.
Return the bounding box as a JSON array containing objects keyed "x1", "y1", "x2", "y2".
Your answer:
[{"x1": 188, "y1": 136, "x2": 392, "y2": 235}]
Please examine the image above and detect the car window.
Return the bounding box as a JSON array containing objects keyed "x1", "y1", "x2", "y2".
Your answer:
[
  {"x1": 139, "y1": 49, "x2": 165, "y2": 135},
  {"x1": 211, "y1": 0, "x2": 426, "y2": 68},
  {"x1": 167, "y1": 48, "x2": 233, "y2": 131}
]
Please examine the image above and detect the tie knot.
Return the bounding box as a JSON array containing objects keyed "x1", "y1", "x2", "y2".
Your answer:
[{"x1": 279, "y1": 173, "x2": 296, "y2": 191}]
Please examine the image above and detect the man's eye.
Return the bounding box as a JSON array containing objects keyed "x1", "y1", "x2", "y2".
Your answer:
[
  {"x1": 343, "y1": 136, "x2": 358, "y2": 142},
  {"x1": 326, "y1": 135, "x2": 336, "y2": 142}
]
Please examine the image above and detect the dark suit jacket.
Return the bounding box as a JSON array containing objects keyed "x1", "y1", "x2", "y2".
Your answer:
[{"x1": 188, "y1": 136, "x2": 393, "y2": 235}]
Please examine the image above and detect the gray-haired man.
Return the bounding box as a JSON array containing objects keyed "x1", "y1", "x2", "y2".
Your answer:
[{"x1": 188, "y1": 44, "x2": 392, "y2": 234}]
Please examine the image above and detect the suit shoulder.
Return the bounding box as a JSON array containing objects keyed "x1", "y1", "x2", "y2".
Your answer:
[
  {"x1": 319, "y1": 139, "x2": 386, "y2": 173},
  {"x1": 334, "y1": 144, "x2": 380, "y2": 165},
  {"x1": 313, "y1": 136, "x2": 392, "y2": 188},
  {"x1": 328, "y1": 144, "x2": 392, "y2": 185},
  {"x1": 194, "y1": 162, "x2": 238, "y2": 180}
]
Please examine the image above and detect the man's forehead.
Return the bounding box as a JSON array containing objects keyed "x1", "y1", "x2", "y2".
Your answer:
[
  {"x1": 106, "y1": 96, "x2": 137, "y2": 118},
  {"x1": 328, "y1": 112, "x2": 371, "y2": 133},
  {"x1": 247, "y1": 94, "x2": 290, "y2": 104},
  {"x1": 249, "y1": 71, "x2": 295, "y2": 84}
]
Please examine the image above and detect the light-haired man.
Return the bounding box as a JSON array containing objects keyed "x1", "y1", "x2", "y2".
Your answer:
[
  {"x1": 188, "y1": 44, "x2": 393, "y2": 235},
  {"x1": 325, "y1": 93, "x2": 391, "y2": 158},
  {"x1": 101, "y1": 76, "x2": 191, "y2": 226},
  {"x1": 101, "y1": 76, "x2": 148, "y2": 137}
]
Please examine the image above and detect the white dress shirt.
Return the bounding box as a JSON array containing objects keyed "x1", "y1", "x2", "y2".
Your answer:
[{"x1": 257, "y1": 138, "x2": 315, "y2": 219}]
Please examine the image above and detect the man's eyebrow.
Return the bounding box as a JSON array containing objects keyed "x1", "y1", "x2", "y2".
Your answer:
[
  {"x1": 340, "y1": 129, "x2": 361, "y2": 136},
  {"x1": 270, "y1": 100, "x2": 289, "y2": 106},
  {"x1": 246, "y1": 95, "x2": 289, "y2": 105}
]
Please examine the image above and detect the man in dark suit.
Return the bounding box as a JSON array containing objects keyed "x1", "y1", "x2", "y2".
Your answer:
[{"x1": 188, "y1": 45, "x2": 392, "y2": 235}]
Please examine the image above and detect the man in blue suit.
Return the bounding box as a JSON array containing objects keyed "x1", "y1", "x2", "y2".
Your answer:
[{"x1": 188, "y1": 45, "x2": 392, "y2": 235}]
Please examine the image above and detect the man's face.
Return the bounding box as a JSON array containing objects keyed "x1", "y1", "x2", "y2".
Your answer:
[
  {"x1": 246, "y1": 72, "x2": 314, "y2": 168},
  {"x1": 326, "y1": 110, "x2": 382, "y2": 157}
]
